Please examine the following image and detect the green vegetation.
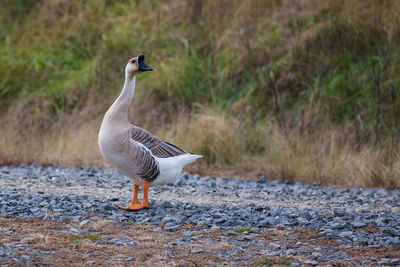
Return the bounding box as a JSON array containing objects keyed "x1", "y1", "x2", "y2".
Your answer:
[
  {"x1": 122, "y1": 220, "x2": 135, "y2": 225},
  {"x1": 251, "y1": 256, "x2": 293, "y2": 266},
  {"x1": 41, "y1": 234, "x2": 101, "y2": 243},
  {"x1": 237, "y1": 227, "x2": 255, "y2": 233},
  {"x1": 0, "y1": 0, "x2": 399, "y2": 188},
  {"x1": 306, "y1": 230, "x2": 320, "y2": 240}
]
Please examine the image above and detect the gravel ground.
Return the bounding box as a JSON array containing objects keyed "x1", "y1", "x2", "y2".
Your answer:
[{"x1": 0, "y1": 163, "x2": 400, "y2": 266}]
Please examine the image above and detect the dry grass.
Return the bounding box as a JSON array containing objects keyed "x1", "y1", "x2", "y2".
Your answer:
[
  {"x1": 257, "y1": 125, "x2": 400, "y2": 189},
  {"x1": 158, "y1": 109, "x2": 400, "y2": 189},
  {"x1": 161, "y1": 111, "x2": 244, "y2": 165},
  {"x1": 0, "y1": 116, "x2": 104, "y2": 168},
  {"x1": 1, "y1": 109, "x2": 399, "y2": 189}
]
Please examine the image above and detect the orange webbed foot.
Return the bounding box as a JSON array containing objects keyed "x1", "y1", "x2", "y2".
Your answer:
[
  {"x1": 116, "y1": 202, "x2": 149, "y2": 211},
  {"x1": 142, "y1": 200, "x2": 150, "y2": 208},
  {"x1": 126, "y1": 202, "x2": 146, "y2": 210},
  {"x1": 117, "y1": 182, "x2": 150, "y2": 211},
  {"x1": 116, "y1": 199, "x2": 140, "y2": 210}
]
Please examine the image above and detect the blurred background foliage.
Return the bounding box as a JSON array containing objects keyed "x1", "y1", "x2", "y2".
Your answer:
[{"x1": 1, "y1": 0, "x2": 399, "y2": 188}]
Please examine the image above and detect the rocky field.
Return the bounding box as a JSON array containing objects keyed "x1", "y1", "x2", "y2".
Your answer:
[{"x1": 0, "y1": 164, "x2": 399, "y2": 266}]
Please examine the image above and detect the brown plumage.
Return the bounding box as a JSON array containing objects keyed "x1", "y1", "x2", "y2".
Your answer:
[
  {"x1": 128, "y1": 143, "x2": 160, "y2": 183},
  {"x1": 130, "y1": 125, "x2": 187, "y2": 158}
]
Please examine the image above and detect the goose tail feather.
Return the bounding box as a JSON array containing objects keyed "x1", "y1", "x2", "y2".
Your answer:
[{"x1": 181, "y1": 154, "x2": 202, "y2": 166}]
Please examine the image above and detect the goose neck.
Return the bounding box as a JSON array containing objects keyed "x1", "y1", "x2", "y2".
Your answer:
[{"x1": 108, "y1": 75, "x2": 136, "y2": 123}]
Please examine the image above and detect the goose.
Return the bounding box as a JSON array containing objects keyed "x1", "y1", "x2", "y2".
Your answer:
[{"x1": 98, "y1": 54, "x2": 202, "y2": 210}]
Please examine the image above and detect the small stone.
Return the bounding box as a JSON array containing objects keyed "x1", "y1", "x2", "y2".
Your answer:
[
  {"x1": 286, "y1": 249, "x2": 296, "y2": 255},
  {"x1": 20, "y1": 255, "x2": 31, "y2": 263},
  {"x1": 1, "y1": 206, "x2": 6, "y2": 217},
  {"x1": 254, "y1": 206, "x2": 264, "y2": 211},
  {"x1": 268, "y1": 242, "x2": 281, "y2": 249},
  {"x1": 237, "y1": 235, "x2": 252, "y2": 241},
  {"x1": 257, "y1": 219, "x2": 269, "y2": 227},
  {"x1": 352, "y1": 221, "x2": 367, "y2": 228},
  {"x1": 86, "y1": 260, "x2": 95, "y2": 264},
  {"x1": 164, "y1": 224, "x2": 181, "y2": 231},
  {"x1": 377, "y1": 218, "x2": 390, "y2": 227},
  {"x1": 79, "y1": 220, "x2": 90, "y2": 227},
  {"x1": 296, "y1": 217, "x2": 308, "y2": 225},
  {"x1": 126, "y1": 257, "x2": 133, "y2": 262},
  {"x1": 163, "y1": 251, "x2": 173, "y2": 258},
  {"x1": 209, "y1": 226, "x2": 220, "y2": 232},
  {"x1": 215, "y1": 218, "x2": 225, "y2": 224},
  {"x1": 312, "y1": 252, "x2": 322, "y2": 257},
  {"x1": 303, "y1": 260, "x2": 318, "y2": 266},
  {"x1": 69, "y1": 227, "x2": 81, "y2": 233},
  {"x1": 339, "y1": 231, "x2": 353, "y2": 238},
  {"x1": 390, "y1": 259, "x2": 400, "y2": 265},
  {"x1": 162, "y1": 215, "x2": 185, "y2": 225},
  {"x1": 178, "y1": 259, "x2": 189, "y2": 265},
  {"x1": 182, "y1": 232, "x2": 192, "y2": 238},
  {"x1": 378, "y1": 258, "x2": 391, "y2": 265},
  {"x1": 191, "y1": 248, "x2": 202, "y2": 253},
  {"x1": 188, "y1": 217, "x2": 198, "y2": 225},
  {"x1": 227, "y1": 230, "x2": 237, "y2": 236},
  {"x1": 161, "y1": 201, "x2": 173, "y2": 208},
  {"x1": 329, "y1": 221, "x2": 343, "y2": 229},
  {"x1": 257, "y1": 176, "x2": 268, "y2": 183}
]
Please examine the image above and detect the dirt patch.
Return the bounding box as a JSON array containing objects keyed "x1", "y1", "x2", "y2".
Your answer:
[
  {"x1": 357, "y1": 225, "x2": 381, "y2": 234},
  {"x1": 258, "y1": 228, "x2": 339, "y2": 248},
  {"x1": 1, "y1": 217, "x2": 398, "y2": 266},
  {"x1": 0, "y1": 217, "x2": 247, "y2": 266},
  {"x1": 345, "y1": 245, "x2": 400, "y2": 259}
]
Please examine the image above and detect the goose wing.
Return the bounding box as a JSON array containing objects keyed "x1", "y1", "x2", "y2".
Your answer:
[
  {"x1": 130, "y1": 125, "x2": 187, "y2": 158},
  {"x1": 128, "y1": 142, "x2": 160, "y2": 183}
]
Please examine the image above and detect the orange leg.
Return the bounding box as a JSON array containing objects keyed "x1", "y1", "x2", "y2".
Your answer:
[
  {"x1": 117, "y1": 183, "x2": 150, "y2": 211},
  {"x1": 132, "y1": 184, "x2": 140, "y2": 205},
  {"x1": 141, "y1": 182, "x2": 150, "y2": 208}
]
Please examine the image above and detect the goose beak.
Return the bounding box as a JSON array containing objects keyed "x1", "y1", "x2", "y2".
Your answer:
[{"x1": 138, "y1": 54, "x2": 153, "y2": 71}]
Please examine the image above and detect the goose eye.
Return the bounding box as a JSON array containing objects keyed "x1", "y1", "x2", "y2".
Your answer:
[{"x1": 131, "y1": 60, "x2": 136, "y2": 64}]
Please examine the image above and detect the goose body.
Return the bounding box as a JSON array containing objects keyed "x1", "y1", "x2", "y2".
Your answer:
[{"x1": 98, "y1": 54, "x2": 201, "y2": 210}]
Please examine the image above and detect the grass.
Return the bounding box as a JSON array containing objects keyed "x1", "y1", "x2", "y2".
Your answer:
[
  {"x1": 0, "y1": 0, "x2": 400, "y2": 189},
  {"x1": 40, "y1": 234, "x2": 101, "y2": 244},
  {"x1": 251, "y1": 256, "x2": 293, "y2": 266},
  {"x1": 306, "y1": 231, "x2": 320, "y2": 240},
  {"x1": 73, "y1": 234, "x2": 101, "y2": 242},
  {"x1": 236, "y1": 227, "x2": 255, "y2": 233},
  {"x1": 122, "y1": 220, "x2": 135, "y2": 225}
]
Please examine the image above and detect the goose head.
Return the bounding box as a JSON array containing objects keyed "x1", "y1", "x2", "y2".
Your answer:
[{"x1": 125, "y1": 54, "x2": 153, "y2": 80}]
